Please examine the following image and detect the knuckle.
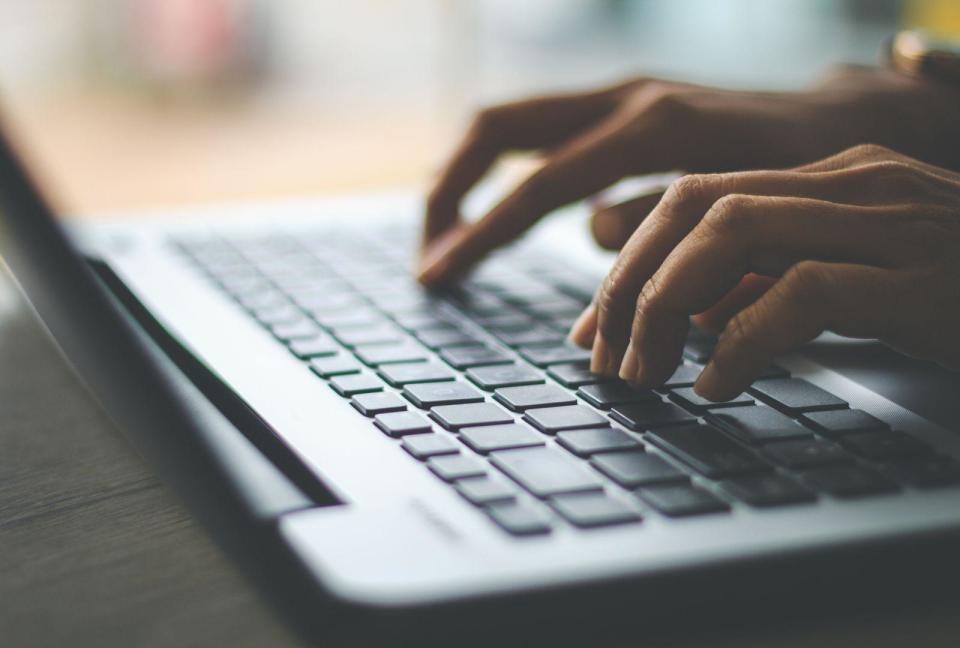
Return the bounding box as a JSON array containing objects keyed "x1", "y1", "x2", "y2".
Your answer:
[
  {"x1": 470, "y1": 106, "x2": 508, "y2": 138},
  {"x1": 664, "y1": 173, "x2": 713, "y2": 208},
  {"x1": 702, "y1": 193, "x2": 753, "y2": 236},
  {"x1": 636, "y1": 272, "x2": 667, "y2": 316},
  {"x1": 781, "y1": 261, "x2": 827, "y2": 305},
  {"x1": 844, "y1": 143, "x2": 896, "y2": 164}
]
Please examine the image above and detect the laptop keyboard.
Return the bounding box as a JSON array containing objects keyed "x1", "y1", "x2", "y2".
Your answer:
[{"x1": 172, "y1": 227, "x2": 960, "y2": 536}]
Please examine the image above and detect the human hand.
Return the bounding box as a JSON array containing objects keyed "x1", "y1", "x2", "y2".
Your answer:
[
  {"x1": 568, "y1": 144, "x2": 960, "y2": 401},
  {"x1": 418, "y1": 66, "x2": 960, "y2": 285}
]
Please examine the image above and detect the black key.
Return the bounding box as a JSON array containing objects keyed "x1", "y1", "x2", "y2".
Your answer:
[
  {"x1": 471, "y1": 312, "x2": 533, "y2": 331},
  {"x1": 485, "y1": 501, "x2": 551, "y2": 536},
  {"x1": 556, "y1": 428, "x2": 641, "y2": 456},
  {"x1": 886, "y1": 455, "x2": 960, "y2": 488},
  {"x1": 350, "y1": 392, "x2": 407, "y2": 416},
  {"x1": 329, "y1": 372, "x2": 384, "y2": 397},
  {"x1": 840, "y1": 430, "x2": 932, "y2": 461},
  {"x1": 334, "y1": 324, "x2": 405, "y2": 348},
  {"x1": 662, "y1": 364, "x2": 701, "y2": 388},
  {"x1": 707, "y1": 407, "x2": 812, "y2": 445},
  {"x1": 427, "y1": 455, "x2": 486, "y2": 481},
  {"x1": 682, "y1": 336, "x2": 716, "y2": 363},
  {"x1": 455, "y1": 478, "x2": 516, "y2": 505},
  {"x1": 636, "y1": 484, "x2": 729, "y2": 517},
  {"x1": 401, "y1": 434, "x2": 460, "y2": 460},
  {"x1": 313, "y1": 307, "x2": 385, "y2": 330},
  {"x1": 353, "y1": 342, "x2": 428, "y2": 367},
  {"x1": 430, "y1": 402, "x2": 514, "y2": 430},
  {"x1": 393, "y1": 310, "x2": 453, "y2": 331},
  {"x1": 720, "y1": 474, "x2": 816, "y2": 507},
  {"x1": 669, "y1": 387, "x2": 754, "y2": 412},
  {"x1": 764, "y1": 439, "x2": 850, "y2": 469},
  {"x1": 493, "y1": 384, "x2": 576, "y2": 411},
  {"x1": 648, "y1": 424, "x2": 769, "y2": 478},
  {"x1": 377, "y1": 362, "x2": 455, "y2": 387},
  {"x1": 440, "y1": 345, "x2": 512, "y2": 369},
  {"x1": 550, "y1": 492, "x2": 641, "y2": 528},
  {"x1": 309, "y1": 354, "x2": 361, "y2": 378},
  {"x1": 459, "y1": 424, "x2": 545, "y2": 454},
  {"x1": 466, "y1": 364, "x2": 544, "y2": 390},
  {"x1": 403, "y1": 382, "x2": 484, "y2": 408},
  {"x1": 547, "y1": 362, "x2": 612, "y2": 388},
  {"x1": 610, "y1": 401, "x2": 696, "y2": 431},
  {"x1": 577, "y1": 382, "x2": 659, "y2": 409},
  {"x1": 801, "y1": 465, "x2": 899, "y2": 498},
  {"x1": 491, "y1": 447, "x2": 603, "y2": 497},
  {"x1": 757, "y1": 364, "x2": 790, "y2": 379},
  {"x1": 415, "y1": 327, "x2": 480, "y2": 349},
  {"x1": 519, "y1": 343, "x2": 592, "y2": 367},
  {"x1": 494, "y1": 325, "x2": 566, "y2": 347},
  {"x1": 748, "y1": 378, "x2": 847, "y2": 415},
  {"x1": 270, "y1": 319, "x2": 324, "y2": 342},
  {"x1": 373, "y1": 411, "x2": 432, "y2": 437},
  {"x1": 590, "y1": 452, "x2": 688, "y2": 487},
  {"x1": 800, "y1": 409, "x2": 889, "y2": 436},
  {"x1": 523, "y1": 405, "x2": 609, "y2": 433},
  {"x1": 288, "y1": 336, "x2": 339, "y2": 359}
]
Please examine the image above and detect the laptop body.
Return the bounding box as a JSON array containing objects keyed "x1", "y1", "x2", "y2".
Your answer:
[{"x1": 3, "y1": 123, "x2": 960, "y2": 646}]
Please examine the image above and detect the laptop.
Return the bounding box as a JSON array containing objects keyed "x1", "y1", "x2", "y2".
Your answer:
[{"x1": 4, "y1": 120, "x2": 960, "y2": 646}]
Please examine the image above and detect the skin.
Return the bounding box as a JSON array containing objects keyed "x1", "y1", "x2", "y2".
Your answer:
[{"x1": 417, "y1": 66, "x2": 960, "y2": 399}]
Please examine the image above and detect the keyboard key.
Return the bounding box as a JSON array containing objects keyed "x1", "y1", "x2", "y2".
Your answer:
[
  {"x1": 392, "y1": 310, "x2": 454, "y2": 331},
  {"x1": 334, "y1": 324, "x2": 405, "y2": 348},
  {"x1": 252, "y1": 303, "x2": 303, "y2": 326},
  {"x1": 494, "y1": 325, "x2": 566, "y2": 347},
  {"x1": 427, "y1": 455, "x2": 486, "y2": 481},
  {"x1": 430, "y1": 402, "x2": 514, "y2": 430},
  {"x1": 720, "y1": 474, "x2": 816, "y2": 507},
  {"x1": 707, "y1": 407, "x2": 812, "y2": 444},
  {"x1": 466, "y1": 364, "x2": 544, "y2": 390},
  {"x1": 591, "y1": 452, "x2": 688, "y2": 487},
  {"x1": 350, "y1": 392, "x2": 407, "y2": 416},
  {"x1": 270, "y1": 319, "x2": 325, "y2": 342},
  {"x1": 518, "y1": 343, "x2": 592, "y2": 367},
  {"x1": 556, "y1": 428, "x2": 641, "y2": 456},
  {"x1": 648, "y1": 424, "x2": 769, "y2": 478},
  {"x1": 455, "y1": 478, "x2": 517, "y2": 505},
  {"x1": 610, "y1": 401, "x2": 697, "y2": 431},
  {"x1": 550, "y1": 492, "x2": 641, "y2": 528},
  {"x1": 354, "y1": 342, "x2": 428, "y2": 367},
  {"x1": 377, "y1": 362, "x2": 455, "y2": 387},
  {"x1": 801, "y1": 465, "x2": 899, "y2": 498},
  {"x1": 491, "y1": 447, "x2": 603, "y2": 497},
  {"x1": 459, "y1": 424, "x2": 545, "y2": 454},
  {"x1": 312, "y1": 307, "x2": 385, "y2": 330},
  {"x1": 493, "y1": 384, "x2": 576, "y2": 411},
  {"x1": 473, "y1": 312, "x2": 535, "y2": 331},
  {"x1": 401, "y1": 434, "x2": 460, "y2": 460},
  {"x1": 749, "y1": 378, "x2": 847, "y2": 415},
  {"x1": 403, "y1": 382, "x2": 484, "y2": 408},
  {"x1": 287, "y1": 336, "x2": 339, "y2": 359},
  {"x1": 840, "y1": 430, "x2": 932, "y2": 461},
  {"x1": 682, "y1": 335, "x2": 716, "y2": 363},
  {"x1": 523, "y1": 405, "x2": 609, "y2": 433},
  {"x1": 764, "y1": 439, "x2": 850, "y2": 469},
  {"x1": 886, "y1": 455, "x2": 960, "y2": 488},
  {"x1": 373, "y1": 411, "x2": 432, "y2": 437},
  {"x1": 415, "y1": 327, "x2": 481, "y2": 349},
  {"x1": 329, "y1": 372, "x2": 384, "y2": 396},
  {"x1": 309, "y1": 354, "x2": 361, "y2": 378},
  {"x1": 662, "y1": 364, "x2": 702, "y2": 388},
  {"x1": 636, "y1": 484, "x2": 729, "y2": 517},
  {"x1": 800, "y1": 409, "x2": 889, "y2": 436},
  {"x1": 440, "y1": 345, "x2": 512, "y2": 369},
  {"x1": 547, "y1": 362, "x2": 612, "y2": 388},
  {"x1": 669, "y1": 387, "x2": 754, "y2": 412},
  {"x1": 577, "y1": 382, "x2": 659, "y2": 409},
  {"x1": 485, "y1": 501, "x2": 552, "y2": 536}
]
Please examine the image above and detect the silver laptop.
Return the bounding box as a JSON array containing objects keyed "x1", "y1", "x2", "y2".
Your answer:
[{"x1": 3, "y1": 122, "x2": 960, "y2": 646}]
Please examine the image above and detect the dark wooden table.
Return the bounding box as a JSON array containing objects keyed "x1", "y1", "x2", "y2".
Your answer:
[{"x1": 2, "y1": 276, "x2": 959, "y2": 648}]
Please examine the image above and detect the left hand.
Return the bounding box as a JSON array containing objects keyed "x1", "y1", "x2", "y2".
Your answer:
[{"x1": 568, "y1": 144, "x2": 960, "y2": 401}]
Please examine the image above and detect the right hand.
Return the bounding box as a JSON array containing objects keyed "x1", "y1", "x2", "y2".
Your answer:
[{"x1": 417, "y1": 65, "x2": 960, "y2": 285}]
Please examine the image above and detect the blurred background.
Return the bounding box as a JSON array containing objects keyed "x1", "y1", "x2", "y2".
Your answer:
[{"x1": 0, "y1": 0, "x2": 957, "y2": 217}]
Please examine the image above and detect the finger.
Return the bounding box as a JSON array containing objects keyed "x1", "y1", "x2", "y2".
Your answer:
[
  {"x1": 418, "y1": 115, "x2": 637, "y2": 286},
  {"x1": 619, "y1": 196, "x2": 910, "y2": 386},
  {"x1": 423, "y1": 88, "x2": 624, "y2": 248},
  {"x1": 695, "y1": 261, "x2": 901, "y2": 400},
  {"x1": 569, "y1": 302, "x2": 598, "y2": 348},
  {"x1": 691, "y1": 274, "x2": 775, "y2": 333},
  {"x1": 590, "y1": 192, "x2": 664, "y2": 250}
]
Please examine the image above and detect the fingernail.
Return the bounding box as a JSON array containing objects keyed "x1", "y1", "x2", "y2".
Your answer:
[
  {"x1": 618, "y1": 340, "x2": 640, "y2": 383},
  {"x1": 569, "y1": 304, "x2": 597, "y2": 348}
]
